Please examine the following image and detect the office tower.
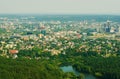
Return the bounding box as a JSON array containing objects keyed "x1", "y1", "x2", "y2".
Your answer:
[
  {"x1": 104, "y1": 20, "x2": 111, "y2": 32},
  {"x1": 106, "y1": 20, "x2": 111, "y2": 32}
]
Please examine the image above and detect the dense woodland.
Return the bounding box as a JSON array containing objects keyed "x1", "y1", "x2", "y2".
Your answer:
[
  {"x1": 73, "y1": 57, "x2": 120, "y2": 79},
  {"x1": 0, "y1": 57, "x2": 64, "y2": 79},
  {"x1": 1, "y1": 54, "x2": 120, "y2": 79}
]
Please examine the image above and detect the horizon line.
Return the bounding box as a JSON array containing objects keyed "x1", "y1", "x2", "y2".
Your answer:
[{"x1": 0, "y1": 13, "x2": 120, "y2": 16}]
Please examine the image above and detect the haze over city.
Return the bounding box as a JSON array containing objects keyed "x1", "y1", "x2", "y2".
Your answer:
[
  {"x1": 1, "y1": 0, "x2": 120, "y2": 79},
  {"x1": 0, "y1": 0, "x2": 120, "y2": 14}
]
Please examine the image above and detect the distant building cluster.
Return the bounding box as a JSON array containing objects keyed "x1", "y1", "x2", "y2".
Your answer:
[{"x1": 0, "y1": 15, "x2": 120, "y2": 58}]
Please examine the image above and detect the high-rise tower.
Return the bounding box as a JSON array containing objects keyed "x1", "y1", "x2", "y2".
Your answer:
[{"x1": 104, "y1": 20, "x2": 111, "y2": 32}]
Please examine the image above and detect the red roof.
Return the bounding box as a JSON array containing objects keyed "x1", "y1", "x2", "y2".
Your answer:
[
  {"x1": 9, "y1": 50, "x2": 18, "y2": 54},
  {"x1": 40, "y1": 26, "x2": 45, "y2": 29}
]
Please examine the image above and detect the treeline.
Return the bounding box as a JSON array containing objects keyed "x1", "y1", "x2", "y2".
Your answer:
[
  {"x1": 0, "y1": 56, "x2": 64, "y2": 79},
  {"x1": 73, "y1": 57, "x2": 120, "y2": 79},
  {"x1": 0, "y1": 56, "x2": 88, "y2": 79},
  {"x1": 1, "y1": 54, "x2": 120, "y2": 79}
]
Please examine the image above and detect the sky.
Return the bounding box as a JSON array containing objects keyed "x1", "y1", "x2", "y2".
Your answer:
[{"x1": 0, "y1": 0, "x2": 120, "y2": 14}]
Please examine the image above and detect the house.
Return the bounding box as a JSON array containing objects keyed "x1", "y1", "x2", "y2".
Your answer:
[
  {"x1": 51, "y1": 49, "x2": 61, "y2": 55},
  {"x1": 9, "y1": 50, "x2": 18, "y2": 58}
]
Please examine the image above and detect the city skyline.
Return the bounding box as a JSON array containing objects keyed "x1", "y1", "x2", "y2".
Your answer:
[{"x1": 0, "y1": 0, "x2": 120, "y2": 15}]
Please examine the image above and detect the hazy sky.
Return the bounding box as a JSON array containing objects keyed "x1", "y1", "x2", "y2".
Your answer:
[{"x1": 0, "y1": 0, "x2": 120, "y2": 14}]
